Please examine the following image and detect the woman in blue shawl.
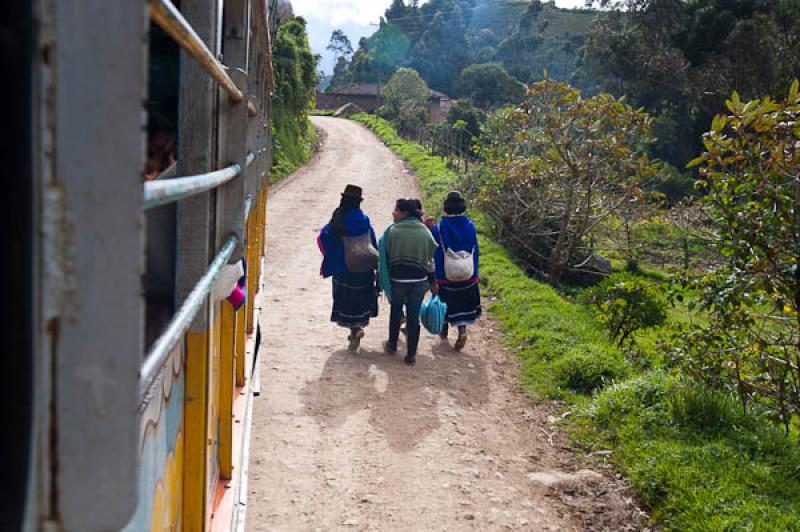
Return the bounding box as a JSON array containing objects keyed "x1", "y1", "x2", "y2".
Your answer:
[
  {"x1": 317, "y1": 185, "x2": 379, "y2": 351},
  {"x1": 431, "y1": 191, "x2": 481, "y2": 351}
]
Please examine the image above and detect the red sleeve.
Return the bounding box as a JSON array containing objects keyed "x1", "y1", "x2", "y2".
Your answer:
[{"x1": 317, "y1": 232, "x2": 325, "y2": 256}]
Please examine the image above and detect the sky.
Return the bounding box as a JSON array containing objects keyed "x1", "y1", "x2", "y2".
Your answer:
[{"x1": 291, "y1": 0, "x2": 589, "y2": 74}]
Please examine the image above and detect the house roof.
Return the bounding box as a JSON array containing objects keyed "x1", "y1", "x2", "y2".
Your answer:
[{"x1": 327, "y1": 83, "x2": 450, "y2": 100}]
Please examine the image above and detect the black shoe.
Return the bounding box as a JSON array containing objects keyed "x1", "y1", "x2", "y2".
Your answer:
[
  {"x1": 383, "y1": 341, "x2": 397, "y2": 355},
  {"x1": 404, "y1": 354, "x2": 416, "y2": 365}
]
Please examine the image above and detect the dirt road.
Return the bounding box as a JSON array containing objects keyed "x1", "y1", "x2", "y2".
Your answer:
[{"x1": 244, "y1": 116, "x2": 643, "y2": 531}]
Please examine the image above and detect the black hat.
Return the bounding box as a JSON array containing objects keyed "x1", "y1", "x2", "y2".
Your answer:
[
  {"x1": 341, "y1": 184, "x2": 363, "y2": 200},
  {"x1": 443, "y1": 190, "x2": 466, "y2": 214}
]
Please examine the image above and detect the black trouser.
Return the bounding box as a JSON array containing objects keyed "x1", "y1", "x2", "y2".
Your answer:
[{"x1": 388, "y1": 280, "x2": 428, "y2": 357}]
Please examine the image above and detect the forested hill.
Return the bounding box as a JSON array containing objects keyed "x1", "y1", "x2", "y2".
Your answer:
[
  {"x1": 329, "y1": 0, "x2": 598, "y2": 95},
  {"x1": 327, "y1": 0, "x2": 799, "y2": 173},
  {"x1": 468, "y1": 1, "x2": 597, "y2": 84}
]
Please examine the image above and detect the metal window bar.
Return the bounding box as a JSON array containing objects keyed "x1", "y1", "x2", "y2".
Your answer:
[
  {"x1": 150, "y1": 0, "x2": 257, "y2": 116},
  {"x1": 143, "y1": 151, "x2": 256, "y2": 210},
  {"x1": 139, "y1": 234, "x2": 238, "y2": 399}
]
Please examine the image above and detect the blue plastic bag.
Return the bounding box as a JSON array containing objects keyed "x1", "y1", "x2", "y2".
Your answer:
[{"x1": 421, "y1": 295, "x2": 448, "y2": 335}]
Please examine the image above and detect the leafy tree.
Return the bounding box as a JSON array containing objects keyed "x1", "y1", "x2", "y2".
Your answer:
[
  {"x1": 349, "y1": 42, "x2": 375, "y2": 83},
  {"x1": 454, "y1": 63, "x2": 526, "y2": 109},
  {"x1": 674, "y1": 83, "x2": 800, "y2": 431},
  {"x1": 472, "y1": 78, "x2": 658, "y2": 283},
  {"x1": 368, "y1": 24, "x2": 411, "y2": 83},
  {"x1": 385, "y1": 0, "x2": 423, "y2": 39},
  {"x1": 326, "y1": 29, "x2": 353, "y2": 64},
  {"x1": 445, "y1": 100, "x2": 483, "y2": 153},
  {"x1": 379, "y1": 67, "x2": 430, "y2": 136},
  {"x1": 272, "y1": 16, "x2": 317, "y2": 114},
  {"x1": 270, "y1": 16, "x2": 317, "y2": 176},
  {"x1": 409, "y1": 3, "x2": 471, "y2": 93},
  {"x1": 327, "y1": 56, "x2": 352, "y2": 92},
  {"x1": 584, "y1": 0, "x2": 800, "y2": 170}
]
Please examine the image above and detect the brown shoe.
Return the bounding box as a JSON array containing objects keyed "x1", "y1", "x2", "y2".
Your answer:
[
  {"x1": 348, "y1": 328, "x2": 364, "y2": 351},
  {"x1": 454, "y1": 331, "x2": 467, "y2": 351}
]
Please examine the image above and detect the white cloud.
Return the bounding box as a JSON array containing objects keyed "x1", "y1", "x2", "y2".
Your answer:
[{"x1": 292, "y1": 0, "x2": 389, "y2": 28}]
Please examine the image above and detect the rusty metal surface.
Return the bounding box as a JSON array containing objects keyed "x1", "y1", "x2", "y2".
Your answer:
[{"x1": 50, "y1": 0, "x2": 147, "y2": 529}]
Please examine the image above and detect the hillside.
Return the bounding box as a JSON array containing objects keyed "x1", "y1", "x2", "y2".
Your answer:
[{"x1": 329, "y1": 0, "x2": 599, "y2": 95}]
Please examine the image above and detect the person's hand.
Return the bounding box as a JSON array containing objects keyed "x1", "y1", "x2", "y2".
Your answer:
[{"x1": 430, "y1": 282, "x2": 439, "y2": 295}]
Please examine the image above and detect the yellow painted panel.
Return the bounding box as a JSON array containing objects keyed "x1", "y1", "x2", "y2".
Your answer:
[
  {"x1": 182, "y1": 331, "x2": 209, "y2": 532},
  {"x1": 219, "y1": 302, "x2": 235, "y2": 479},
  {"x1": 206, "y1": 304, "x2": 222, "y2": 515},
  {"x1": 268, "y1": 177, "x2": 269, "y2": 257},
  {"x1": 235, "y1": 304, "x2": 246, "y2": 387},
  {"x1": 245, "y1": 213, "x2": 257, "y2": 334}
]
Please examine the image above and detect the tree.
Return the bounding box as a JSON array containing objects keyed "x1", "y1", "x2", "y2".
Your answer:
[
  {"x1": 454, "y1": 63, "x2": 526, "y2": 110},
  {"x1": 367, "y1": 24, "x2": 411, "y2": 83},
  {"x1": 583, "y1": 0, "x2": 800, "y2": 171},
  {"x1": 409, "y1": 7, "x2": 470, "y2": 94},
  {"x1": 379, "y1": 67, "x2": 430, "y2": 136},
  {"x1": 327, "y1": 56, "x2": 352, "y2": 92},
  {"x1": 674, "y1": 82, "x2": 800, "y2": 432},
  {"x1": 272, "y1": 17, "x2": 317, "y2": 114},
  {"x1": 428, "y1": 100, "x2": 483, "y2": 158},
  {"x1": 472, "y1": 79, "x2": 658, "y2": 283},
  {"x1": 326, "y1": 29, "x2": 353, "y2": 64},
  {"x1": 445, "y1": 100, "x2": 483, "y2": 154}
]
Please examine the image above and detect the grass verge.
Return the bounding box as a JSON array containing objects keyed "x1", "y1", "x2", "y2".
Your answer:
[{"x1": 351, "y1": 112, "x2": 800, "y2": 531}]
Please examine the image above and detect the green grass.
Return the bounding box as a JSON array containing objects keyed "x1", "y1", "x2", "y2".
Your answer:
[
  {"x1": 270, "y1": 106, "x2": 317, "y2": 184},
  {"x1": 353, "y1": 113, "x2": 800, "y2": 531},
  {"x1": 309, "y1": 108, "x2": 335, "y2": 116}
]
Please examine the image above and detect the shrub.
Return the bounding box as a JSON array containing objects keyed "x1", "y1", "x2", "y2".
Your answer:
[
  {"x1": 681, "y1": 83, "x2": 800, "y2": 433},
  {"x1": 552, "y1": 346, "x2": 632, "y2": 394},
  {"x1": 667, "y1": 383, "x2": 742, "y2": 432},
  {"x1": 473, "y1": 78, "x2": 659, "y2": 284},
  {"x1": 587, "y1": 370, "x2": 677, "y2": 427},
  {"x1": 585, "y1": 272, "x2": 668, "y2": 347}
]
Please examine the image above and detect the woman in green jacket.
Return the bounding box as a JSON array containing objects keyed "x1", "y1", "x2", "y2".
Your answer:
[{"x1": 380, "y1": 199, "x2": 438, "y2": 365}]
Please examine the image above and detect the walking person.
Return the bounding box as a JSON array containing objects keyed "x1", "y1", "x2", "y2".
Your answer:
[
  {"x1": 431, "y1": 191, "x2": 481, "y2": 351},
  {"x1": 317, "y1": 185, "x2": 379, "y2": 351},
  {"x1": 381, "y1": 199, "x2": 438, "y2": 365}
]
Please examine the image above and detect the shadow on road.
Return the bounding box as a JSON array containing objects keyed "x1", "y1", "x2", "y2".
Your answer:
[{"x1": 300, "y1": 336, "x2": 489, "y2": 452}]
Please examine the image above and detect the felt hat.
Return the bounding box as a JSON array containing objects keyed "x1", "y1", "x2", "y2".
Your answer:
[
  {"x1": 341, "y1": 184, "x2": 363, "y2": 200},
  {"x1": 443, "y1": 190, "x2": 466, "y2": 214}
]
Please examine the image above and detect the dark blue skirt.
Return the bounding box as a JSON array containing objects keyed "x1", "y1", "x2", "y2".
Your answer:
[
  {"x1": 439, "y1": 280, "x2": 481, "y2": 325},
  {"x1": 331, "y1": 272, "x2": 378, "y2": 328}
]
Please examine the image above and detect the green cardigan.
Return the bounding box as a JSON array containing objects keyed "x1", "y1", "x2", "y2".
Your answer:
[{"x1": 384, "y1": 217, "x2": 438, "y2": 273}]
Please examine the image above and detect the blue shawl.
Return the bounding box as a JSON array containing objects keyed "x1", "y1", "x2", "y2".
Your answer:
[
  {"x1": 431, "y1": 214, "x2": 480, "y2": 282},
  {"x1": 317, "y1": 208, "x2": 377, "y2": 278}
]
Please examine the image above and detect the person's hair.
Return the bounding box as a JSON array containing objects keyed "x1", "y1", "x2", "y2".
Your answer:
[
  {"x1": 395, "y1": 198, "x2": 422, "y2": 219},
  {"x1": 329, "y1": 195, "x2": 362, "y2": 237},
  {"x1": 411, "y1": 199, "x2": 423, "y2": 219}
]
